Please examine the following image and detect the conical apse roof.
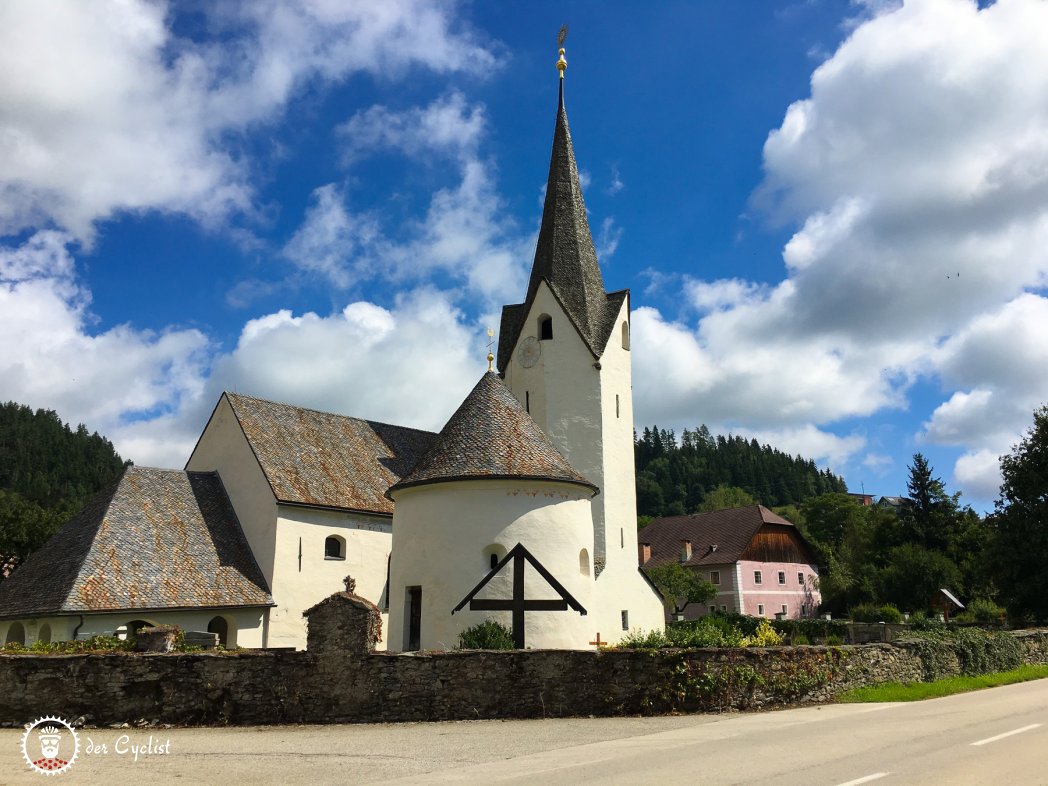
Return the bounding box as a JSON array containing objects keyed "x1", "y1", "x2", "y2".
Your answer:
[{"x1": 387, "y1": 372, "x2": 597, "y2": 497}]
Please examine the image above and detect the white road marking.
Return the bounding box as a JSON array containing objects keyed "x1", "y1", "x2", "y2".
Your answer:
[
  {"x1": 970, "y1": 723, "x2": 1042, "y2": 747},
  {"x1": 836, "y1": 773, "x2": 890, "y2": 786}
]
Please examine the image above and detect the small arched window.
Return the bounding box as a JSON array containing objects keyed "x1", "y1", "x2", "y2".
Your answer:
[
  {"x1": 208, "y1": 615, "x2": 230, "y2": 648},
  {"x1": 483, "y1": 544, "x2": 506, "y2": 571},
  {"x1": 37, "y1": 624, "x2": 51, "y2": 644},
  {"x1": 539, "y1": 314, "x2": 553, "y2": 341},
  {"x1": 579, "y1": 548, "x2": 590, "y2": 576},
  {"x1": 5, "y1": 622, "x2": 25, "y2": 646},
  {"x1": 325, "y1": 535, "x2": 346, "y2": 560},
  {"x1": 621, "y1": 321, "x2": 630, "y2": 350}
]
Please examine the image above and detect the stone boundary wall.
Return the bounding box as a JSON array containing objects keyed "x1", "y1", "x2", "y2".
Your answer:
[{"x1": 0, "y1": 630, "x2": 1045, "y2": 727}]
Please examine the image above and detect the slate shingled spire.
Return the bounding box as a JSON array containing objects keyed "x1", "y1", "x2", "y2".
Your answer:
[
  {"x1": 497, "y1": 74, "x2": 627, "y2": 372},
  {"x1": 528, "y1": 79, "x2": 608, "y2": 339},
  {"x1": 387, "y1": 372, "x2": 597, "y2": 497}
]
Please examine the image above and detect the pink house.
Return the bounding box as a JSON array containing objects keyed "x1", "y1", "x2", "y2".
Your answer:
[{"x1": 639, "y1": 505, "x2": 821, "y2": 620}]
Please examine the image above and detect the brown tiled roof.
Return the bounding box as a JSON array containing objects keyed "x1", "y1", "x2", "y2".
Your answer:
[
  {"x1": 0, "y1": 467, "x2": 273, "y2": 618},
  {"x1": 497, "y1": 82, "x2": 626, "y2": 372},
  {"x1": 223, "y1": 393, "x2": 437, "y2": 515},
  {"x1": 640, "y1": 505, "x2": 797, "y2": 568},
  {"x1": 388, "y1": 372, "x2": 596, "y2": 497}
]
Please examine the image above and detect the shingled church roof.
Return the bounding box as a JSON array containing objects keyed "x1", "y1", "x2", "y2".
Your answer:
[
  {"x1": 210, "y1": 393, "x2": 438, "y2": 516},
  {"x1": 387, "y1": 372, "x2": 597, "y2": 497},
  {"x1": 497, "y1": 80, "x2": 626, "y2": 372},
  {"x1": 0, "y1": 467, "x2": 273, "y2": 619}
]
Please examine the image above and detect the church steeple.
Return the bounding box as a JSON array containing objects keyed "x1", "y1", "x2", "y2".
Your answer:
[
  {"x1": 497, "y1": 49, "x2": 624, "y2": 373},
  {"x1": 527, "y1": 74, "x2": 609, "y2": 348}
]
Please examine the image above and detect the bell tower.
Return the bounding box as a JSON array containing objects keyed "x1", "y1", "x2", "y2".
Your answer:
[{"x1": 497, "y1": 44, "x2": 637, "y2": 584}]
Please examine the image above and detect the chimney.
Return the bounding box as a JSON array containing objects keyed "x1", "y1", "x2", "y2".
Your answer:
[
  {"x1": 638, "y1": 543, "x2": 651, "y2": 565},
  {"x1": 680, "y1": 540, "x2": 692, "y2": 563}
]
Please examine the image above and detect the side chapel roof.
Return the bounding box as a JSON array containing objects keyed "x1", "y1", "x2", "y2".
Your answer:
[
  {"x1": 0, "y1": 466, "x2": 273, "y2": 619},
  {"x1": 211, "y1": 393, "x2": 437, "y2": 516},
  {"x1": 640, "y1": 505, "x2": 813, "y2": 568},
  {"x1": 497, "y1": 79, "x2": 626, "y2": 372},
  {"x1": 388, "y1": 372, "x2": 597, "y2": 497}
]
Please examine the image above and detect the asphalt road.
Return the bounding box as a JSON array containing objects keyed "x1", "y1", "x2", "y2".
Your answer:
[{"x1": 2, "y1": 679, "x2": 1047, "y2": 785}]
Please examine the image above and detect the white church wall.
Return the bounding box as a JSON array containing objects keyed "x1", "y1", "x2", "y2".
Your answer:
[
  {"x1": 269, "y1": 505, "x2": 392, "y2": 650},
  {"x1": 388, "y1": 479, "x2": 596, "y2": 651},
  {"x1": 186, "y1": 395, "x2": 279, "y2": 588},
  {"x1": 0, "y1": 608, "x2": 268, "y2": 648}
]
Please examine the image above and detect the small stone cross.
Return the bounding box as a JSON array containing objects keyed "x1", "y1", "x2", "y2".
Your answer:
[{"x1": 589, "y1": 632, "x2": 608, "y2": 647}]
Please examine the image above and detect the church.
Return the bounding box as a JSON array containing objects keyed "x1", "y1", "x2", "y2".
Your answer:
[{"x1": 0, "y1": 48, "x2": 665, "y2": 651}]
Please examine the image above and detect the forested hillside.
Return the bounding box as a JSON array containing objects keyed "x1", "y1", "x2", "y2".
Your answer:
[
  {"x1": 635, "y1": 425, "x2": 847, "y2": 517},
  {"x1": 0, "y1": 402, "x2": 127, "y2": 569}
]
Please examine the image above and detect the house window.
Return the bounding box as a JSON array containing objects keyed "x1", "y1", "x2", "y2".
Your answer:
[
  {"x1": 798, "y1": 572, "x2": 805, "y2": 585},
  {"x1": 580, "y1": 548, "x2": 590, "y2": 576},
  {"x1": 710, "y1": 571, "x2": 720, "y2": 585},
  {"x1": 781, "y1": 604, "x2": 788, "y2": 615},
  {"x1": 708, "y1": 605, "x2": 717, "y2": 615},
  {"x1": 621, "y1": 321, "x2": 630, "y2": 350},
  {"x1": 778, "y1": 571, "x2": 786, "y2": 585},
  {"x1": 539, "y1": 315, "x2": 553, "y2": 341},
  {"x1": 758, "y1": 604, "x2": 765, "y2": 616},
  {"x1": 490, "y1": 553, "x2": 499, "y2": 570},
  {"x1": 753, "y1": 570, "x2": 762, "y2": 585},
  {"x1": 325, "y1": 535, "x2": 346, "y2": 560},
  {"x1": 621, "y1": 610, "x2": 629, "y2": 630},
  {"x1": 721, "y1": 605, "x2": 727, "y2": 612}
]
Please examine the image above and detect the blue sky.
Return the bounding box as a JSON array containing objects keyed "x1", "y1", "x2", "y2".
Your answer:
[{"x1": 2, "y1": 0, "x2": 1047, "y2": 513}]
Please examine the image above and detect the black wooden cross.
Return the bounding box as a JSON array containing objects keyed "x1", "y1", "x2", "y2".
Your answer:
[{"x1": 452, "y1": 542, "x2": 587, "y2": 649}]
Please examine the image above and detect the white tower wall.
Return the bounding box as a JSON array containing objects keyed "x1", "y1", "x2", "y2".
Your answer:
[{"x1": 503, "y1": 291, "x2": 664, "y2": 641}]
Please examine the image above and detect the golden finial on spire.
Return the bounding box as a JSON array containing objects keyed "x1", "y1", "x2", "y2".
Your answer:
[
  {"x1": 557, "y1": 24, "x2": 568, "y2": 78},
  {"x1": 486, "y1": 327, "x2": 495, "y2": 372}
]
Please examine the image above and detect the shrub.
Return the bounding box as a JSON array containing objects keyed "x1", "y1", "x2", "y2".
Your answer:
[
  {"x1": 791, "y1": 633, "x2": 810, "y2": 645},
  {"x1": 615, "y1": 628, "x2": 669, "y2": 649},
  {"x1": 826, "y1": 635, "x2": 844, "y2": 645},
  {"x1": 666, "y1": 617, "x2": 744, "y2": 648},
  {"x1": 772, "y1": 617, "x2": 849, "y2": 643},
  {"x1": 740, "y1": 619, "x2": 784, "y2": 647},
  {"x1": 851, "y1": 603, "x2": 903, "y2": 624},
  {"x1": 955, "y1": 599, "x2": 1007, "y2": 627},
  {"x1": 909, "y1": 611, "x2": 945, "y2": 631},
  {"x1": 456, "y1": 620, "x2": 515, "y2": 650}
]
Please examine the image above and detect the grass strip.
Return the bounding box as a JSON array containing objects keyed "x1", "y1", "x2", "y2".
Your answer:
[{"x1": 837, "y1": 664, "x2": 1048, "y2": 703}]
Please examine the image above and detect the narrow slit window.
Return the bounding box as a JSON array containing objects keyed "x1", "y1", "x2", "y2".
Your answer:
[
  {"x1": 525, "y1": 391, "x2": 530, "y2": 413},
  {"x1": 621, "y1": 321, "x2": 630, "y2": 350},
  {"x1": 615, "y1": 394, "x2": 620, "y2": 418}
]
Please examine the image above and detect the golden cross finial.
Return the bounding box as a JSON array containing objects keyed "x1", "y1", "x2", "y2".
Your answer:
[
  {"x1": 486, "y1": 327, "x2": 495, "y2": 372},
  {"x1": 557, "y1": 24, "x2": 568, "y2": 78}
]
